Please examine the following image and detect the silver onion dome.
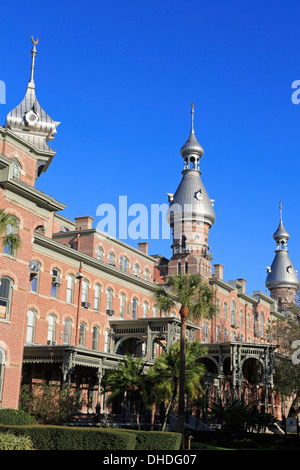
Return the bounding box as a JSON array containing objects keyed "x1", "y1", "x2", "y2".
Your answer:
[
  {"x1": 180, "y1": 128, "x2": 204, "y2": 158},
  {"x1": 266, "y1": 202, "x2": 299, "y2": 290},
  {"x1": 167, "y1": 104, "x2": 215, "y2": 228},
  {"x1": 4, "y1": 37, "x2": 60, "y2": 153},
  {"x1": 167, "y1": 169, "x2": 216, "y2": 227}
]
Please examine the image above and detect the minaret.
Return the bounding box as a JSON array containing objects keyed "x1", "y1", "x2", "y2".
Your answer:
[
  {"x1": 167, "y1": 104, "x2": 216, "y2": 278},
  {"x1": 4, "y1": 37, "x2": 60, "y2": 177},
  {"x1": 265, "y1": 202, "x2": 299, "y2": 312}
]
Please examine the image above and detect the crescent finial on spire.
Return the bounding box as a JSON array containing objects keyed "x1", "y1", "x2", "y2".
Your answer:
[{"x1": 31, "y1": 36, "x2": 38, "y2": 45}]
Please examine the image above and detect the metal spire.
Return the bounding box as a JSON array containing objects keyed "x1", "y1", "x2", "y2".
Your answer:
[
  {"x1": 28, "y1": 36, "x2": 38, "y2": 90},
  {"x1": 191, "y1": 103, "x2": 195, "y2": 132},
  {"x1": 279, "y1": 200, "x2": 282, "y2": 222}
]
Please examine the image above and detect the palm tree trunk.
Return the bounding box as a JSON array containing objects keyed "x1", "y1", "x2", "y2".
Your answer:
[{"x1": 177, "y1": 305, "x2": 189, "y2": 450}]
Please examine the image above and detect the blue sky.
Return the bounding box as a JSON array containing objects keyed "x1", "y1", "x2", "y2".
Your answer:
[{"x1": 1, "y1": 0, "x2": 300, "y2": 296}]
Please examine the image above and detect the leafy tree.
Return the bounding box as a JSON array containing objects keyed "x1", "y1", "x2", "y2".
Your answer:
[
  {"x1": 208, "y1": 401, "x2": 278, "y2": 434},
  {"x1": 0, "y1": 208, "x2": 20, "y2": 253},
  {"x1": 20, "y1": 383, "x2": 83, "y2": 424},
  {"x1": 269, "y1": 307, "x2": 300, "y2": 418},
  {"x1": 153, "y1": 274, "x2": 215, "y2": 447},
  {"x1": 102, "y1": 355, "x2": 147, "y2": 429},
  {"x1": 152, "y1": 339, "x2": 208, "y2": 431}
]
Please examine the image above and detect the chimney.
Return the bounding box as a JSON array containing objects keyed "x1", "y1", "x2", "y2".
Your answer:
[
  {"x1": 213, "y1": 264, "x2": 224, "y2": 280},
  {"x1": 75, "y1": 216, "x2": 94, "y2": 231},
  {"x1": 237, "y1": 278, "x2": 246, "y2": 293},
  {"x1": 138, "y1": 242, "x2": 149, "y2": 255}
]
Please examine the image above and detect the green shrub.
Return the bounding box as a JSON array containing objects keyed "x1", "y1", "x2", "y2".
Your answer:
[
  {"x1": 0, "y1": 432, "x2": 34, "y2": 450},
  {"x1": 119, "y1": 429, "x2": 181, "y2": 450},
  {"x1": 0, "y1": 425, "x2": 181, "y2": 450},
  {"x1": 0, "y1": 425, "x2": 136, "y2": 450},
  {"x1": 0, "y1": 409, "x2": 37, "y2": 425}
]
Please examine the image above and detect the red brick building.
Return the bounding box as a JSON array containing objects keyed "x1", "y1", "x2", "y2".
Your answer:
[{"x1": 0, "y1": 40, "x2": 298, "y2": 419}]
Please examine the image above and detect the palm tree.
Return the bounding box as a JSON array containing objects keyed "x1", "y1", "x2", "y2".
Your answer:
[
  {"x1": 153, "y1": 274, "x2": 215, "y2": 448},
  {"x1": 0, "y1": 209, "x2": 20, "y2": 254},
  {"x1": 152, "y1": 339, "x2": 208, "y2": 431},
  {"x1": 102, "y1": 354, "x2": 147, "y2": 429}
]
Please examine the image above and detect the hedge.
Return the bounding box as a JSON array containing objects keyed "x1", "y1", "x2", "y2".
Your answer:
[
  {"x1": 0, "y1": 425, "x2": 181, "y2": 450},
  {"x1": 0, "y1": 425, "x2": 135, "y2": 450},
  {"x1": 0, "y1": 409, "x2": 37, "y2": 425},
  {"x1": 125, "y1": 429, "x2": 181, "y2": 450},
  {"x1": 0, "y1": 432, "x2": 34, "y2": 450}
]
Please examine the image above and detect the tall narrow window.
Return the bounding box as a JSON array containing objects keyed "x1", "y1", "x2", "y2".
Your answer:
[
  {"x1": 26, "y1": 310, "x2": 37, "y2": 343},
  {"x1": 203, "y1": 322, "x2": 209, "y2": 342},
  {"x1": 92, "y1": 326, "x2": 99, "y2": 350},
  {"x1": 0, "y1": 348, "x2": 5, "y2": 408},
  {"x1": 260, "y1": 312, "x2": 264, "y2": 337},
  {"x1": 66, "y1": 274, "x2": 74, "y2": 303},
  {"x1": 133, "y1": 264, "x2": 140, "y2": 276},
  {"x1": 97, "y1": 246, "x2": 103, "y2": 261},
  {"x1": 81, "y1": 279, "x2": 89, "y2": 305},
  {"x1": 120, "y1": 256, "x2": 129, "y2": 272},
  {"x1": 231, "y1": 301, "x2": 236, "y2": 326},
  {"x1": 79, "y1": 322, "x2": 86, "y2": 346},
  {"x1": 132, "y1": 297, "x2": 138, "y2": 319},
  {"x1": 94, "y1": 284, "x2": 101, "y2": 311},
  {"x1": 108, "y1": 252, "x2": 115, "y2": 265},
  {"x1": 0, "y1": 277, "x2": 13, "y2": 321},
  {"x1": 144, "y1": 268, "x2": 150, "y2": 281},
  {"x1": 106, "y1": 288, "x2": 113, "y2": 311},
  {"x1": 224, "y1": 302, "x2": 228, "y2": 318},
  {"x1": 29, "y1": 260, "x2": 40, "y2": 293},
  {"x1": 47, "y1": 314, "x2": 56, "y2": 343},
  {"x1": 63, "y1": 318, "x2": 72, "y2": 345},
  {"x1": 143, "y1": 301, "x2": 148, "y2": 318},
  {"x1": 51, "y1": 268, "x2": 61, "y2": 299},
  {"x1": 120, "y1": 293, "x2": 126, "y2": 319}
]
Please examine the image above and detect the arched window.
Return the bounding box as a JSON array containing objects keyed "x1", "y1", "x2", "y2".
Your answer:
[
  {"x1": 81, "y1": 279, "x2": 89, "y2": 306},
  {"x1": 144, "y1": 268, "x2": 150, "y2": 281},
  {"x1": 47, "y1": 314, "x2": 57, "y2": 343},
  {"x1": 133, "y1": 264, "x2": 140, "y2": 276},
  {"x1": 51, "y1": 268, "x2": 61, "y2": 299},
  {"x1": 223, "y1": 302, "x2": 227, "y2": 319},
  {"x1": 224, "y1": 328, "x2": 228, "y2": 342},
  {"x1": 94, "y1": 284, "x2": 101, "y2": 311},
  {"x1": 30, "y1": 260, "x2": 40, "y2": 293},
  {"x1": 4, "y1": 215, "x2": 19, "y2": 257},
  {"x1": 120, "y1": 256, "x2": 129, "y2": 272},
  {"x1": 247, "y1": 313, "x2": 250, "y2": 328},
  {"x1": 231, "y1": 330, "x2": 236, "y2": 341},
  {"x1": 132, "y1": 297, "x2": 138, "y2": 319},
  {"x1": 143, "y1": 301, "x2": 148, "y2": 318},
  {"x1": 153, "y1": 306, "x2": 157, "y2": 317},
  {"x1": 240, "y1": 309, "x2": 243, "y2": 325},
  {"x1": 63, "y1": 318, "x2": 72, "y2": 345},
  {"x1": 231, "y1": 301, "x2": 236, "y2": 326},
  {"x1": 216, "y1": 299, "x2": 220, "y2": 315},
  {"x1": 12, "y1": 159, "x2": 21, "y2": 179},
  {"x1": 216, "y1": 325, "x2": 220, "y2": 342},
  {"x1": 0, "y1": 277, "x2": 13, "y2": 321},
  {"x1": 104, "y1": 330, "x2": 109, "y2": 353},
  {"x1": 106, "y1": 288, "x2": 113, "y2": 311},
  {"x1": 260, "y1": 312, "x2": 264, "y2": 337},
  {"x1": 66, "y1": 274, "x2": 75, "y2": 303},
  {"x1": 92, "y1": 326, "x2": 99, "y2": 350},
  {"x1": 26, "y1": 309, "x2": 37, "y2": 343},
  {"x1": 108, "y1": 252, "x2": 115, "y2": 266},
  {"x1": 120, "y1": 293, "x2": 126, "y2": 319},
  {"x1": 97, "y1": 246, "x2": 103, "y2": 261},
  {"x1": 79, "y1": 322, "x2": 86, "y2": 346}
]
